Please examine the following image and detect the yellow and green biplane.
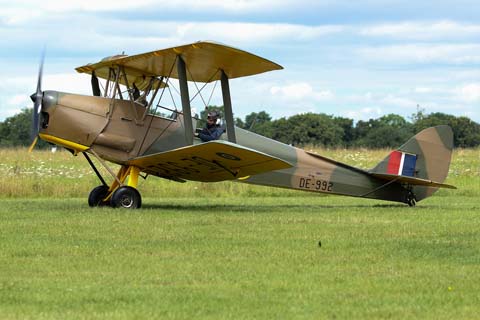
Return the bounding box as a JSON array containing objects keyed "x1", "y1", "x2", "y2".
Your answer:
[{"x1": 30, "y1": 41, "x2": 455, "y2": 209}]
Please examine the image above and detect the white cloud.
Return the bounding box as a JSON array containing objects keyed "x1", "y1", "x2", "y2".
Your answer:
[
  {"x1": 455, "y1": 83, "x2": 480, "y2": 102},
  {"x1": 171, "y1": 0, "x2": 300, "y2": 11},
  {"x1": 360, "y1": 21, "x2": 480, "y2": 40},
  {"x1": 0, "y1": 1, "x2": 151, "y2": 25},
  {"x1": 43, "y1": 74, "x2": 91, "y2": 94},
  {"x1": 1, "y1": 3, "x2": 480, "y2": 125},
  {"x1": 357, "y1": 44, "x2": 480, "y2": 65},
  {"x1": 0, "y1": 18, "x2": 344, "y2": 56},
  {"x1": 7, "y1": 94, "x2": 29, "y2": 106},
  {"x1": 0, "y1": 0, "x2": 313, "y2": 26},
  {"x1": 164, "y1": 22, "x2": 343, "y2": 46},
  {"x1": 414, "y1": 87, "x2": 433, "y2": 94},
  {"x1": 345, "y1": 107, "x2": 382, "y2": 121},
  {"x1": 381, "y1": 94, "x2": 417, "y2": 109},
  {"x1": 270, "y1": 82, "x2": 334, "y2": 101},
  {"x1": 0, "y1": 72, "x2": 91, "y2": 121}
]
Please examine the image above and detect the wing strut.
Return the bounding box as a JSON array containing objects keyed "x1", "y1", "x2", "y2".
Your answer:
[
  {"x1": 220, "y1": 70, "x2": 236, "y2": 143},
  {"x1": 177, "y1": 56, "x2": 194, "y2": 145}
]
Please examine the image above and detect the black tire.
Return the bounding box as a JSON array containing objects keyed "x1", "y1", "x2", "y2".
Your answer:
[
  {"x1": 88, "y1": 185, "x2": 110, "y2": 207},
  {"x1": 111, "y1": 186, "x2": 142, "y2": 209}
]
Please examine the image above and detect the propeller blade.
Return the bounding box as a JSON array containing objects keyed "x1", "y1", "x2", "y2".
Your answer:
[
  {"x1": 36, "y1": 51, "x2": 44, "y2": 97},
  {"x1": 30, "y1": 49, "x2": 45, "y2": 143}
]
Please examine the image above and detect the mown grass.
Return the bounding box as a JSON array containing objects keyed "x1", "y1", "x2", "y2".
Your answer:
[{"x1": 0, "y1": 148, "x2": 479, "y2": 319}]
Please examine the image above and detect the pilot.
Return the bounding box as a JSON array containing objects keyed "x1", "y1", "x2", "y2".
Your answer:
[{"x1": 196, "y1": 111, "x2": 224, "y2": 142}]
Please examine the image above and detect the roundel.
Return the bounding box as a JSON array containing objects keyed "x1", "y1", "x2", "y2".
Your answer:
[{"x1": 216, "y1": 152, "x2": 241, "y2": 161}]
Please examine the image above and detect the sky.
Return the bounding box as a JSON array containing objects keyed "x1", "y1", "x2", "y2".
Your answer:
[{"x1": 0, "y1": 0, "x2": 479, "y2": 123}]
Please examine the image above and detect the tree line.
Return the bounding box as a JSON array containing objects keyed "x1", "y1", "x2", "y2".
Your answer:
[
  {"x1": 2, "y1": 107, "x2": 479, "y2": 148},
  {"x1": 206, "y1": 107, "x2": 480, "y2": 148}
]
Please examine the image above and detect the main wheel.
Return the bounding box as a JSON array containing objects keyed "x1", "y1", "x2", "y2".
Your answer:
[
  {"x1": 111, "y1": 186, "x2": 142, "y2": 209},
  {"x1": 88, "y1": 185, "x2": 110, "y2": 207}
]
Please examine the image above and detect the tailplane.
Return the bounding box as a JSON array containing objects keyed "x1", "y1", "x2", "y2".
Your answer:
[{"x1": 370, "y1": 125, "x2": 455, "y2": 202}]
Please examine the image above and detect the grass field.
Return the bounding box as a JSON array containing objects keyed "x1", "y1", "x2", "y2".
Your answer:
[{"x1": 0, "y1": 148, "x2": 479, "y2": 319}]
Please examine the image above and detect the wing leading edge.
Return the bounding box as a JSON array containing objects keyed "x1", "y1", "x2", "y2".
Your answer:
[{"x1": 127, "y1": 141, "x2": 292, "y2": 182}]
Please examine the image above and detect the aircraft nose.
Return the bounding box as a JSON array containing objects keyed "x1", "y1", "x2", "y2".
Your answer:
[
  {"x1": 30, "y1": 90, "x2": 58, "y2": 111},
  {"x1": 41, "y1": 90, "x2": 58, "y2": 110}
]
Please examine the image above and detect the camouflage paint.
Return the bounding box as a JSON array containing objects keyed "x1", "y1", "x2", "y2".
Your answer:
[{"x1": 38, "y1": 89, "x2": 454, "y2": 206}]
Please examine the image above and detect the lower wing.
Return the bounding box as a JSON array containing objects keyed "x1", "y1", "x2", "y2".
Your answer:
[{"x1": 127, "y1": 141, "x2": 292, "y2": 182}]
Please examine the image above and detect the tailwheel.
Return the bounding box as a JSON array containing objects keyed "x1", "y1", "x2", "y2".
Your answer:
[
  {"x1": 406, "y1": 190, "x2": 417, "y2": 207},
  {"x1": 111, "y1": 186, "x2": 142, "y2": 209},
  {"x1": 88, "y1": 185, "x2": 110, "y2": 207}
]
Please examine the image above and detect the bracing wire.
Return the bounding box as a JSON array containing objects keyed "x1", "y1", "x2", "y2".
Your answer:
[
  {"x1": 187, "y1": 67, "x2": 219, "y2": 109},
  {"x1": 206, "y1": 80, "x2": 218, "y2": 107},
  {"x1": 166, "y1": 81, "x2": 178, "y2": 111},
  {"x1": 137, "y1": 57, "x2": 178, "y2": 155}
]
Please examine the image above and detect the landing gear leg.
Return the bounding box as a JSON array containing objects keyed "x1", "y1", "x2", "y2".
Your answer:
[
  {"x1": 83, "y1": 151, "x2": 142, "y2": 209},
  {"x1": 109, "y1": 166, "x2": 142, "y2": 209},
  {"x1": 84, "y1": 152, "x2": 110, "y2": 207}
]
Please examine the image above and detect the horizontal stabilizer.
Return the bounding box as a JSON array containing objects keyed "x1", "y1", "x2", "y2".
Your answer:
[
  {"x1": 128, "y1": 140, "x2": 292, "y2": 182},
  {"x1": 371, "y1": 173, "x2": 456, "y2": 189}
]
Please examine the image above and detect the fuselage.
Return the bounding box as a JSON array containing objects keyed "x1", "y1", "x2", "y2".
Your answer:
[{"x1": 38, "y1": 91, "x2": 408, "y2": 203}]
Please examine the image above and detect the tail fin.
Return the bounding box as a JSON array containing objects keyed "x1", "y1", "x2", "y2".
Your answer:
[{"x1": 370, "y1": 125, "x2": 454, "y2": 201}]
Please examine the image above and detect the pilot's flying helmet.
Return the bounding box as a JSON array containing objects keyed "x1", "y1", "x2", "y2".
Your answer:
[{"x1": 207, "y1": 110, "x2": 220, "y2": 120}]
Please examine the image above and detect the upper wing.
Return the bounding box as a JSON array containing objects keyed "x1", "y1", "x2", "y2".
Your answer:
[
  {"x1": 127, "y1": 141, "x2": 292, "y2": 182},
  {"x1": 76, "y1": 41, "x2": 283, "y2": 83},
  {"x1": 370, "y1": 173, "x2": 456, "y2": 189}
]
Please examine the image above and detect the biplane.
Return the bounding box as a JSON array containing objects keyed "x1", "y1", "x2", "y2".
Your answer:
[{"x1": 30, "y1": 41, "x2": 455, "y2": 209}]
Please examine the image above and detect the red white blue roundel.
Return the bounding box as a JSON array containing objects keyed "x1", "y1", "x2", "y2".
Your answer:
[{"x1": 386, "y1": 151, "x2": 417, "y2": 176}]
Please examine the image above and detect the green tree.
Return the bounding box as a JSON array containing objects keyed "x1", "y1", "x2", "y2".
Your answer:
[
  {"x1": 333, "y1": 116, "x2": 354, "y2": 146},
  {"x1": 244, "y1": 111, "x2": 272, "y2": 130},
  {"x1": 235, "y1": 117, "x2": 245, "y2": 128},
  {"x1": 270, "y1": 113, "x2": 344, "y2": 147},
  {"x1": 413, "y1": 112, "x2": 480, "y2": 147},
  {"x1": 0, "y1": 108, "x2": 34, "y2": 147},
  {"x1": 240, "y1": 111, "x2": 274, "y2": 138},
  {"x1": 451, "y1": 117, "x2": 480, "y2": 147},
  {"x1": 270, "y1": 117, "x2": 291, "y2": 144},
  {"x1": 353, "y1": 114, "x2": 413, "y2": 148}
]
